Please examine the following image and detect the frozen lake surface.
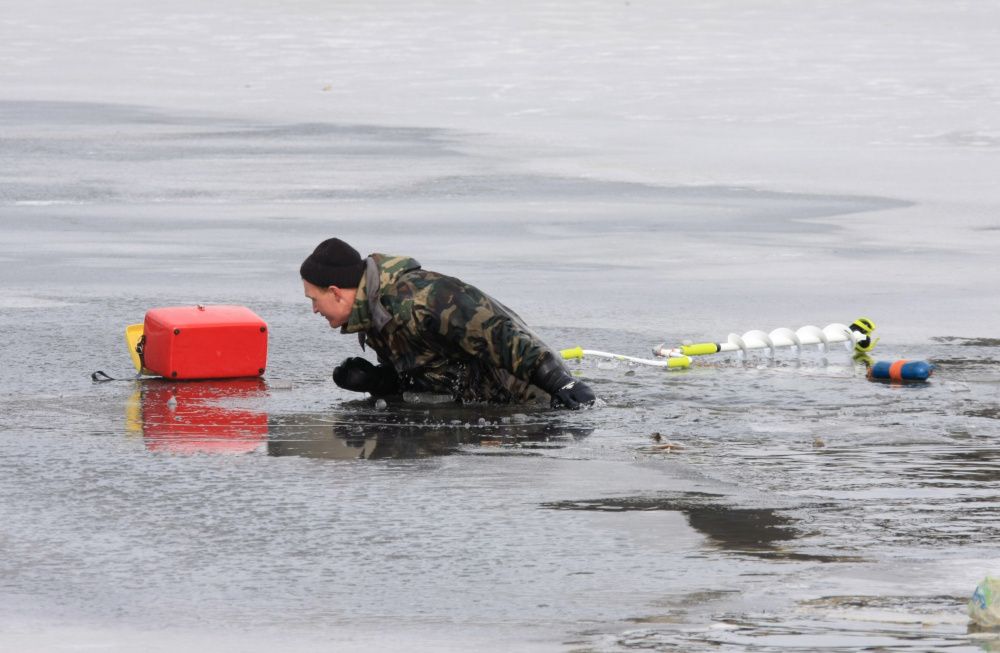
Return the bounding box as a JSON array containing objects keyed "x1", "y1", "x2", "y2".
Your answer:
[{"x1": 2, "y1": 1, "x2": 1000, "y2": 651}]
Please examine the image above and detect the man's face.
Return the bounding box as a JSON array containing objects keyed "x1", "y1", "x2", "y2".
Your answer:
[{"x1": 303, "y1": 280, "x2": 356, "y2": 329}]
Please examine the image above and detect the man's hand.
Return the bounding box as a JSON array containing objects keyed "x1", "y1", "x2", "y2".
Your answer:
[
  {"x1": 333, "y1": 357, "x2": 400, "y2": 395},
  {"x1": 531, "y1": 356, "x2": 596, "y2": 410},
  {"x1": 549, "y1": 378, "x2": 597, "y2": 409}
]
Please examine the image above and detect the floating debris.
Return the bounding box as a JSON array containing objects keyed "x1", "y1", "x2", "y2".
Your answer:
[{"x1": 639, "y1": 434, "x2": 685, "y2": 454}]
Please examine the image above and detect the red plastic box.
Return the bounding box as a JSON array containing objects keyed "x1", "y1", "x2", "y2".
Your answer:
[{"x1": 142, "y1": 305, "x2": 268, "y2": 380}]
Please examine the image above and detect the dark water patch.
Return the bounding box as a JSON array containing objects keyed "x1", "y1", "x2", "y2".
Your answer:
[
  {"x1": 931, "y1": 337, "x2": 1000, "y2": 348},
  {"x1": 800, "y1": 593, "x2": 967, "y2": 614},
  {"x1": 964, "y1": 406, "x2": 1000, "y2": 420},
  {"x1": 540, "y1": 493, "x2": 821, "y2": 558},
  {"x1": 930, "y1": 357, "x2": 1000, "y2": 368}
]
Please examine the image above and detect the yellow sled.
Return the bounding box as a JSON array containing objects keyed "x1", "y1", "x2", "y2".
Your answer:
[{"x1": 125, "y1": 323, "x2": 155, "y2": 375}]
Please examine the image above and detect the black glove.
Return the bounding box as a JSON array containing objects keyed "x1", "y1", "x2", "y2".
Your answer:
[
  {"x1": 531, "y1": 356, "x2": 596, "y2": 409},
  {"x1": 332, "y1": 357, "x2": 400, "y2": 396}
]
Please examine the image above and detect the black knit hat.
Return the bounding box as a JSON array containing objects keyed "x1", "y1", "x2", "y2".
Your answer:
[{"x1": 300, "y1": 238, "x2": 366, "y2": 288}]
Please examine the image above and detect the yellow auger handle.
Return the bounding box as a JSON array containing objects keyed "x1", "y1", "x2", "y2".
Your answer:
[
  {"x1": 560, "y1": 346, "x2": 585, "y2": 360},
  {"x1": 680, "y1": 343, "x2": 722, "y2": 356},
  {"x1": 851, "y1": 317, "x2": 879, "y2": 353}
]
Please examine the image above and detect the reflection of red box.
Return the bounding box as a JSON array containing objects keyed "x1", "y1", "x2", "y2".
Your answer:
[
  {"x1": 139, "y1": 379, "x2": 268, "y2": 454},
  {"x1": 143, "y1": 305, "x2": 268, "y2": 380}
]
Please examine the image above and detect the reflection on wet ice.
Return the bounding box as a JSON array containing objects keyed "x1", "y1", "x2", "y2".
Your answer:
[
  {"x1": 126, "y1": 379, "x2": 269, "y2": 454},
  {"x1": 267, "y1": 405, "x2": 593, "y2": 460},
  {"x1": 126, "y1": 381, "x2": 592, "y2": 459}
]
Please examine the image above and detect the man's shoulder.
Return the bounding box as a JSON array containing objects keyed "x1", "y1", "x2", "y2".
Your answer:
[
  {"x1": 385, "y1": 268, "x2": 459, "y2": 308},
  {"x1": 374, "y1": 254, "x2": 420, "y2": 275},
  {"x1": 385, "y1": 268, "x2": 490, "y2": 322}
]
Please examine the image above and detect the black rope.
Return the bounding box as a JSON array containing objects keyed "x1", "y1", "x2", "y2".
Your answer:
[
  {"x1": 91, "y1": 371, "x2": 141, "y2": 382},
  {"x1": 92, "y1": 334, "x2": 148, "y2": 382}
]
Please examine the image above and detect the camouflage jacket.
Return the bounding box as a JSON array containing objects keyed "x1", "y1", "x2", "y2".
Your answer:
[{"x1": 341, "y1": 254, "x2": 556, "y2": 403}]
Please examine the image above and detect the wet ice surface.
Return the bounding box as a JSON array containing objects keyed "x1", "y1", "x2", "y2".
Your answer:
[
  {"x1": 5, "y1": 339, "x2": 1000, "y2": 653},
  {"x1": 3, "y1": 1, "x2": 1000, "y2": 651}
]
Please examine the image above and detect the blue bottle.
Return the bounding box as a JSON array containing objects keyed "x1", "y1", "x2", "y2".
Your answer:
[{"x1": 869, "y1": 360, "x2": 934, "y2": 382}]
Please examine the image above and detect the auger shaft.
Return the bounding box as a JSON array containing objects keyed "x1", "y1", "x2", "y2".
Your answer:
[
  {"x1": 653, "y1": 318, "x2": 877, "y2": 359},
  {"x1": 560, "y1": 347, "x2": 691, "y2": 368},
  {"x1": 559, "y1": 318, "x2": 876, "y2": 372}
]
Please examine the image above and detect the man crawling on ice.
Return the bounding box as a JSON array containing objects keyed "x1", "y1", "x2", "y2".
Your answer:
[{"x1": 301, "y1": 238, "x2": 596, "y2": 409}]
